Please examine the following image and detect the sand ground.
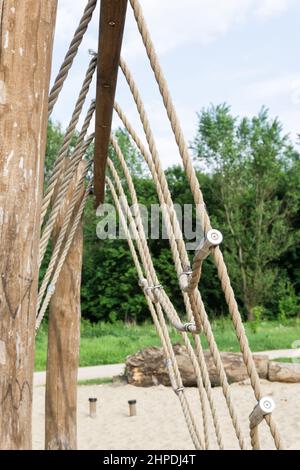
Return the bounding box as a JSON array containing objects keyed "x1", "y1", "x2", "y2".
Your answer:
[{"x1": 32, "y1": 380, "x2": 300, "y2": 450}]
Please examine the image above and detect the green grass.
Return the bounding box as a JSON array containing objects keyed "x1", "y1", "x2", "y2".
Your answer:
[
  {"x1": 77, "y1": 377, "x2": 113, "y2": 386},
  {"x1": 270, "y1": 357, "x2": 296, "y2": 363},
  {"x1": 35, "y1": 318, "x2": 300, "y2": 371}
]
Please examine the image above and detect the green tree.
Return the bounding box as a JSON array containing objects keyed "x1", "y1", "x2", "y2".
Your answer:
[
  {"x1": 192, "y1": 104, "x2": 300, "y2": 320},
  {"x1": 45, "y1": 120, "x2": 64, "y2": 180},
  {"x1": 81, "y1": 129, "x2": 151, "y2": 322}
]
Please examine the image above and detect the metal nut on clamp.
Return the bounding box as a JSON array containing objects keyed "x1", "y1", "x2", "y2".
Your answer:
[
  {"x1": 195, "y1": 229, "x2": 223, "y2": 262},
  {"x1": 148, "y1": 284, "x2": 163, "y2": 304},
  {"x1": 183, "y1": 322, "x2": 196, "y2": 333}
]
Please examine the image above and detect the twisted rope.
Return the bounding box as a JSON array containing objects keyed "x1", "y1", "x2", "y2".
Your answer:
[
  {"x1": 48, "y1": 0, "x2": 98, "y2": 116},
  {"x1": 37, "y1": 160, "x2": 91, "y2": 312},
  {"x1": 113, "y1": 102, "x2": 245, "y2": 449},
  {"x1": 129, "y1": 0, "x2": 283, "y2": 449},
  {"x1": 106, "y1": 176, "x2": 204, "y2": 450},
  {"x1": 108, "y1": 155, "x2": 194, "y2": 334},
  {"x1": 42, "y1": 59, "x2": 97, "y2": 226},
  {"x1": 36, "y1": 179, "x2": 92, "y2": 331},
  {"x1": 39, "y1": 126, "x2": 95, "y2": 266},
  {"x1": 115, "y1": 63, "x2": 202, "y2": 332},
  {"x1": 108, "y1": 147, "x2": 225, "y2": 449}
]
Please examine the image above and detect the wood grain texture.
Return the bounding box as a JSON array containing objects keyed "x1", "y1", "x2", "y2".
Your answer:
[
  {"x1": 45, "y1": 160, "x2": 86, "y2": 450},
  {"x1": 0, "y1": 0, "x2": 57, "y2": 449},
  {"x1": 94, "y1": 0, "x2": 128, "y2": 206},
  {"x1": 126, "y1": 345, "x2": 269, "y2": 387},
  {"x1": 268, "y1": 361, "x2": 300, "y2": 383}
]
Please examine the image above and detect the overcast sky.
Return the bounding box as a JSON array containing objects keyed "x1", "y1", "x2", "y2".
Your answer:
[{"x1": 51, "y1": 0, "x2": 300, "y2": 168}]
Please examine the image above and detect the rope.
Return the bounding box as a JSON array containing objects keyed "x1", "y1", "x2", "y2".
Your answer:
[
  {"x1": 129, "y1": 0, "x2": 209, "y2": 234},
  {"x1": 214, "y1": 247, "x2": 283, "y2": 449},
  {"x1": 107, "y1": 156, "x2": 191, "y2": 334},
  {"x1": 129, "y1": 0, "x2": 283, "y2": 449},
  {"x1": 113, "y1": 102, "x2": 246, "y2": 449},
  {"x1": 37, "y1": 161, "x2": 91, "y2": 312},
  {"x1": 39, "y1": 128, "x2": 95, "y2": 266},
  {"x1": 41, "y1": 58, "x2": 97, "y2": 226},
  {"x1": 36, "y1": 178, "x2": 92, "y2": 331},
  {"x1": 34, "y1": 0, "x2": 283, "y2": 450},
  {"x1": 106, "y1": 176, "x2": 204, "y2": 450},
  {"x1": 108, "y1": 147, "x2": 225, "y2": 449},
  {"x1": 48, "y1": 0, "x2": 98, "y2": 116},
  {"x1": 107, "y1": 160, "x2": 206, "y2": 447},
  {"x1": 115, "y1": 64, "x2": 203, "y2": 332}
]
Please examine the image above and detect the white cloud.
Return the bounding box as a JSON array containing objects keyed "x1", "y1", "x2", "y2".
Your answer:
[
  {"x1": 123, "y1": 0, "x2": 250, "y2": 58},
  {"x1": 55, "y1": 0, "x2": 99, "y2": 44},
  {"x1": 255, "y1": 0, "x2": 295, "y2": 19},
  {"x1": 122, "y1": 0, "x2": 295, "y2": 58},
  {"x1": 53, "y1": 0, "x2": 297, "y2": 65},
  {"x1": 244, "y1": 74, "x2": 300, "y2": 101},
  {"x1": 51, "y1": 0, "x2": 299, "y2": 166}
]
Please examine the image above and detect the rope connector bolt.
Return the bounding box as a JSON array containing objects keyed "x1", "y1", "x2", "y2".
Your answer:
[
  {"x1": 195, "y1": 229, "x2": 223, "y2": 263},
  {"x1": 249, "y1": 396, "x2": 276, "y2": 428}
]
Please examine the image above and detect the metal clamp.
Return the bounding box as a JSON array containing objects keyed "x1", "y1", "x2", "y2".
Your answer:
[
  {"x1": 183, "y1": 322, "x2": 196, "y2": 333},
  {"x1": 146, "y1": 284, "x2": 163, "y2": 304},
  {"x1": 139, "y1": 278, "x2": 163, "y2": 304},
  {"x1": 88, "y1": 49, "x2": 97, "y2": 57},
  {"x1": 146, "y1": 284, "x2": 163, "y2": 291}
]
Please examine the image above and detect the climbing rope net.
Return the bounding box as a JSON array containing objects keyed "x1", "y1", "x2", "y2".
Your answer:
[{"x1": 37, "y1": 0, "x2": 284, "y2": 450}]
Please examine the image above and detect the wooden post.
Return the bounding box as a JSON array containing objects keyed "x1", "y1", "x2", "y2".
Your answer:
[
  {"x1": 0, "y1": 0, "x2": 57, "y2": 450},
  {"x1": 45, "y1": 160, "x2": 86, "y2": 450},
  {"x1": 128, "y1": 399, "x2": 137, "y2": 417},
  {"x1": 94, "y1": 0, "x2": 128, "y2": 206},
  {"x1": 89, "y1": 398, "x2": 97, "y2": 418}
]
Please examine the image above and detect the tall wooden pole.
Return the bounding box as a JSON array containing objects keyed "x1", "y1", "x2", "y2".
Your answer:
[
  {"x1": 0, "y1": 0, "x2": 57, "y2": 450},
  {"x1": 94, "y1": 0, "x2": 128, "y2": 206},
  {"x1": 45, "y1": 160, "x2": 86, "y2": 450}
]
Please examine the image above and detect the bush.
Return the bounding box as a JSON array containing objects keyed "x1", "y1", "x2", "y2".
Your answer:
[
  {"x1": 249, "y1": 306, "x2": 265, "y2": 333},
  {"x1": 278, "y1": 282, "x2": 300, "y2": 321}
]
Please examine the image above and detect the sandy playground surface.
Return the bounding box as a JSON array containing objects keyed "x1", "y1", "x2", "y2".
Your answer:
[{"x1": 32, "y1": 381, "x2": 300, "y2": 450}]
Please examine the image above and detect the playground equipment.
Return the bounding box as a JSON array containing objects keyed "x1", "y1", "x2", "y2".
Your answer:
[{"x1": 0, "y1": 0, "x2": 284, "y2": 450}]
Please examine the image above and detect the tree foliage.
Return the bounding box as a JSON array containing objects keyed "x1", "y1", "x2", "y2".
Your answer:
[
  {"x1": 44, "y1": 106, "x2": 300, "y2": 323},
  {"x1": 192, "y1": 104, "x2": 300, "y2": 319}
]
